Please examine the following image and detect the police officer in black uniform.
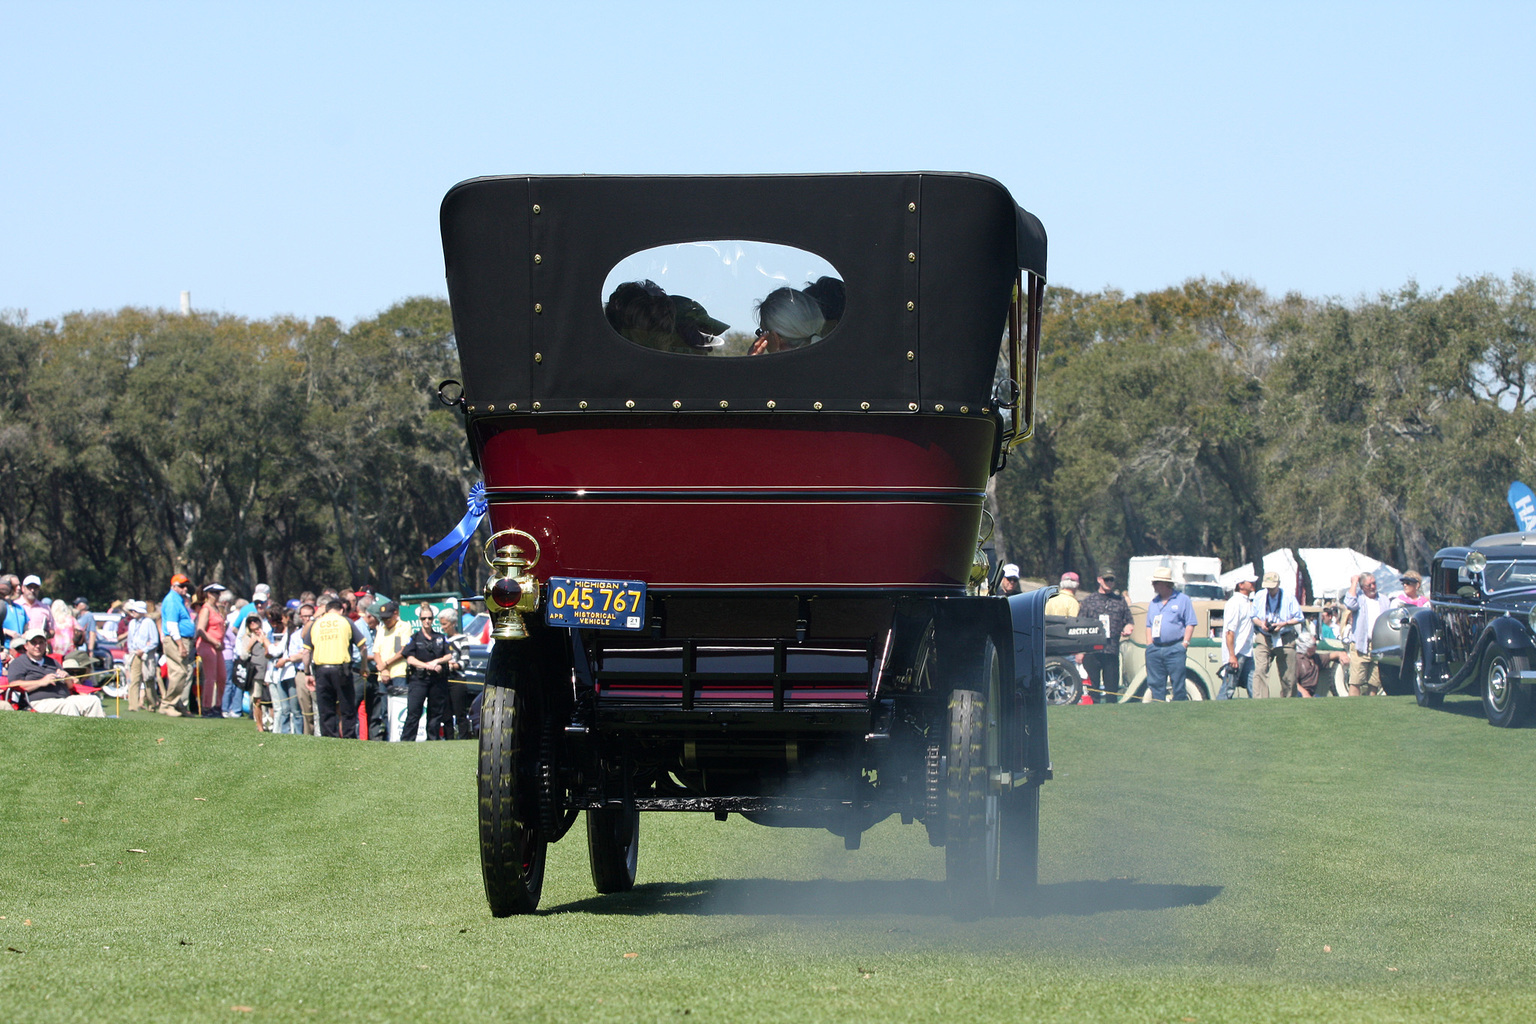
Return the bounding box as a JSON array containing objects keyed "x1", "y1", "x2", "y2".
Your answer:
[{"x1": 399, "y1": 603, "x2": 457, "y2": 741}]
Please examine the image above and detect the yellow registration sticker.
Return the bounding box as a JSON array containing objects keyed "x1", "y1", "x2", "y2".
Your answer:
[{"x1": 545, "y1": 576, "x2": 647, "y2": 631}]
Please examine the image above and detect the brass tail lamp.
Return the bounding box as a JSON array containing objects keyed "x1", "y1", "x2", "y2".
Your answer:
[{"x1": 483, "y1": 529, "x2": 542, "y2": 640}]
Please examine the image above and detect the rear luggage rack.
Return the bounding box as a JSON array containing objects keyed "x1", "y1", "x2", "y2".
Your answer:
[{"x1": 592, "y1": 637, "x2": 876, "y2": 710}]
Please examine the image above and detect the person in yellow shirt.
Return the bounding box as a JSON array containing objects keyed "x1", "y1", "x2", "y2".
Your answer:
[
  {"x1": 1043, "y1": 572, "x2": 1081, "y2": 617},
  {"x1": 302, "y1": 597, "x2": 367, "y2": 738}
]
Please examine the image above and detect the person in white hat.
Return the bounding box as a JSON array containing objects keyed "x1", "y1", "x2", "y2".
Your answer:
[
  {"x1": 1218, "y1": 571, "x2": 1259, "y2": 699},
  {"x1": 1145, "y1": 567, "x2": 1198, "y2": 701},
  {"x1": 1253, "y1": 570, "x2": 1303, "y2": 697},
  {"x1": 122, "y1": 600, "x2": 163, "y2": 712},
  {"x1": 996, "y1": 564, "x2": 1022, "y2": 597},
  {"x1": 1044, "y1": 572, "x2": 1081, "y2": 617}
]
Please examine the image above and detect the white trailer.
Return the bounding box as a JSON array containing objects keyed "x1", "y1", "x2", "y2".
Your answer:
[{"x1": 1127, "y1": 555, "x2": 1224, "y2": 604}]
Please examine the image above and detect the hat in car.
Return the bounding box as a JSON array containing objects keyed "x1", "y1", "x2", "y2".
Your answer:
[
  {"x1": 671, "y1": 294, "x2": 729, "y2": 336},
  {"x1": 1400, "y1": 570, "x2": 1422, "y2": 583},
  {"x1": 1263, "y1": 571, "x2": 1281, "y2": 587},
  {"x1": 1059, "y1": 572, "x2": 1079, "y2": 590},
  {"x1": 1151, "y1": 567, "x2": 1174, "y2": 583},
  {"x1": 1001, "y1": 563, "x2": 1020, "y2": 579},
  {"x1": 22, "y1": 574, "x2": 41, "y2": 587}
]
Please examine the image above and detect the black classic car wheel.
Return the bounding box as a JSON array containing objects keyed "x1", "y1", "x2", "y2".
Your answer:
[
  {"x1": 1409, "y1": 634, "x2": 1444, "y2": 708},
  {"x1": 1043, "y1": 658, "x2": 1081, "y2": 705},
  {"x1": 1000, "y1": 779, "x2": 1040, "y2": 897},
  {"x1": 1482, "y1": 651, "x2": 1533, "y2": 728},
  {"x1": 586, "y1": 805, "x2": 640, "y2": 894},
  {"x1": 479, "y1": 674, "x2": 547, "y2": 916},
  {"x1": 944, "y1": 686, "x2": 999, "y2": 916}
]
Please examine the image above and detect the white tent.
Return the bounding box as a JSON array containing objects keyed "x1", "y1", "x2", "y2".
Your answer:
[{"x1": 1219, "y1": 548, "x2": 1402, "y2": 602}]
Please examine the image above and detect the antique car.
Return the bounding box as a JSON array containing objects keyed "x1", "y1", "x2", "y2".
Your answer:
[
  {"x1": 437, "y1": 173, "x2": 1052, "y2": 915},
  {"x1": 1405, "y1": 532, "x2": 1536, "y2": 726}
]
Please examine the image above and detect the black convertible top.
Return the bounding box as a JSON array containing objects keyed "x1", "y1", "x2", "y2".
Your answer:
[{"x1": 440, "y1": 173, "x2": 1046, "y2": 415}]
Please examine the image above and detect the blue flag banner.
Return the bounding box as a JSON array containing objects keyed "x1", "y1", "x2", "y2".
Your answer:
[
  {"x1": 423, "y1": 482, "x2": 489, "y2": 587},
  {"x1": 1509, "y1": 481, "x2": 1536, "y2": 532}
]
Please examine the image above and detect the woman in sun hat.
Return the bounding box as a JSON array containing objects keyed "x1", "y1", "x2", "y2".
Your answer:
[{"x1": 194, "y1": 583, "x2": 229, "y2": 717}]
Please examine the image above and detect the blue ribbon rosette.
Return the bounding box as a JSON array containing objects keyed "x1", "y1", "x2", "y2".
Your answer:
[{"x1": 422, "y1": 481, "x2": 489, "y2": 587}]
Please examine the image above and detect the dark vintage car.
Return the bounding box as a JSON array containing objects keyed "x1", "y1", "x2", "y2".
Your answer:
[
  {"x1": 438, "y1": 172, "x2": 1052, "y2": 916},
  {"x1": 1406, "y1": 532, "x2": 1536, "y2": 726}
]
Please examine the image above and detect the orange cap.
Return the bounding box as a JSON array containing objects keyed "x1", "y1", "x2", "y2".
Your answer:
[{"x1": 170, "y1": 573, "x2": 191, "y2": 586}]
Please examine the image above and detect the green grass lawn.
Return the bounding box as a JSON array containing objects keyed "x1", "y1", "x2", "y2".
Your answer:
[{"x1": 6, "y1": 694, "x2": 1536, "y2": 1022}]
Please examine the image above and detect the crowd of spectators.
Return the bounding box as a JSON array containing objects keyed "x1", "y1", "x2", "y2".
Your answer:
[{"x1": 1, "y1": 570, "x2": 482, "y2": 740}]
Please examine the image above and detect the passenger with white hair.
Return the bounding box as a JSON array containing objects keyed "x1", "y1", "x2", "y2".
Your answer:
[{"x1": 749, "y1": 287, "x2": 825, "y2": 355}]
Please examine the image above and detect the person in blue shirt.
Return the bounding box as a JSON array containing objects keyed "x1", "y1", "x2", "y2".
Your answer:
[
  {"x1": 1144, "y1": 567, "x2": 1198, "y2": 701},
  {"x1": 157, "y1": 573, "x2": 197, "y2": 716},
  {"x1": 1253, "y1": 570, "x2": 1304, "y2": 697}
]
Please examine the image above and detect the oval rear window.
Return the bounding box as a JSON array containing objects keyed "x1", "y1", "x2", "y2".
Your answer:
[{"x1": 602, "y1": 240, "x2": 844, "y2": 356}]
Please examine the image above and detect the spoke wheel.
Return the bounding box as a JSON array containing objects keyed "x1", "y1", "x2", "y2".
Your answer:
[
  {"x1": 586, "y1": 805, "x2": 640, "y2": 894},
  {"x1": 1409, "y1": 634, "x2": 1443, "y2": 708},
  {"x1": 1482, "y1": 651, "x2": 1532, "y2": 728},
  {"x1": 944, "y1": 686, "x2": 998, "y2": 917},
  {"x1": 1042, "y1": 658, "x2": 1080, "y2": 705},
  {"x1": 478, "y1": 646, "x2": 546, "y2": 916}
]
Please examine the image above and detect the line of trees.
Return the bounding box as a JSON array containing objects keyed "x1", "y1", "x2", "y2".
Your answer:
[
  {"x1": 992, "y1": 273, "x2": 1536, "y2": 579},
  {"x1": 3, "y1": 273, "x2": 1532, "y2": 604},
  {"x1": 0, "y1": 298, "x2": 473, "y2": 604}
]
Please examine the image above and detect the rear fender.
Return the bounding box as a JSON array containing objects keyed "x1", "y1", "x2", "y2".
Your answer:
[{"x1": 1006, "y1": 588, "x2": 1051, "y2": 781}]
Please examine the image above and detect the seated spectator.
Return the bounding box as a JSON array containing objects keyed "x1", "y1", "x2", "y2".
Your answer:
[
  {"x1": 6, "y1": 629, "x2": 105, "y2": 716},
  {"x1": 749, "y1": 287, "x2": 825, "y2": 355},
  {"x1": 803, "y1": 276, "x2": 845, "y2": 332}
]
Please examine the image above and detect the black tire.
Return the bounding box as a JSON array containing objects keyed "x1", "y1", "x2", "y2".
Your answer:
[
  {"x1": 944, "y1": 687, "x2": 998, "y2": 917},
  {"x1": 586, "y1": 805, "x2": 640, "y2": 894},
  {"x1": 1000, "y1": 781, "x2": 1040, "y2": 897},
  {"x1": 1482, "y1": 650, "x2": 1533, "y2": 728},
  {"x1": 1042, "y1": 658, "x2": 1081, "y2": 705},
  {"x1": 478, "y1": 663, "x2": 546, "y2": 916},
  {"x1": 1409, "y1": 633, "x2": 1443, "y2": 708}
]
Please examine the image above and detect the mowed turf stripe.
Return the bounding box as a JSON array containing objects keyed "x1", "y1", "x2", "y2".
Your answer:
[{"x1": 4, "y1": 695, "x2": 1536, "y2": 1022}]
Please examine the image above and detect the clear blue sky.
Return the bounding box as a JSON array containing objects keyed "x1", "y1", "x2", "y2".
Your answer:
[{"x1": 3, "y1": 1, "x2": 1532, "y2": 325}]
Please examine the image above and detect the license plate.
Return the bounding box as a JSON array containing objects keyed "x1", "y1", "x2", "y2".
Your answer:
[{"x1": 545, "y1": 576, "x2": 647, "y2": 631}]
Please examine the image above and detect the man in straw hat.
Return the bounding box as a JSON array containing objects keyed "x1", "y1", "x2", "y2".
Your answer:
[
  {"x1": 1144, "y1": 567, "x2": 1198, "y2": 701},
  {"x1": 1253, "y1": 570, "x2": 1303, "y2": 697}
]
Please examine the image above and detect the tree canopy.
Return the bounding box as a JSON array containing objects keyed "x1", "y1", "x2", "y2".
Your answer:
[
  {"x1": 3, "y1": 274, "x2": 1532, "y2": 603},
  {"x1": 994, "y1": 273, "x2": 1536, "y2": 579}
]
